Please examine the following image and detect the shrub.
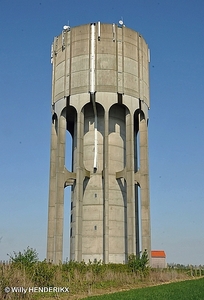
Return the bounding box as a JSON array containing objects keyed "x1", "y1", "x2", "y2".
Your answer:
[
  {"x1": 7, "y1": 246, "x2": 38, "y2": 267},
  {"x1": 128, "y1": 249, "x2": 149, "y2": 274},
  {"x1": 31, "y1": 260, "x2": 56, "y2": 286}
]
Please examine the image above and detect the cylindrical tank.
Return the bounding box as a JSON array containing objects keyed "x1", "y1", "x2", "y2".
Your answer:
[
  {"x1": 47, "y1": 23, "x2": 151, "y2": 264},
  {"x1": 51, "y1": 23, "x2": 149, "y2": 106}
]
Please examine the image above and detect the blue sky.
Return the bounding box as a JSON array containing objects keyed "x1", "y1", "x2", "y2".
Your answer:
[{"x1": 0, "y1": 0, "x2": 204, "y2": 265}]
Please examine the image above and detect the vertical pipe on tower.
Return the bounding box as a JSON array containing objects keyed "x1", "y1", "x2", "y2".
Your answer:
[{"x1": 90, "y1": 24, "x2": 97, "y2": 170}]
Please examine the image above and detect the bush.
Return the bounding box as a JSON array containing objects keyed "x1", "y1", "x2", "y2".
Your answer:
[
  {"x1": 128, "y1": 249, "x2": 149, "y2": 274},
  {"x1": 31, "y1": 260, "x2": 56, "y2": 286},
  {"x1": 7, "y1": 246, "x2": 38, "y2": 267}
]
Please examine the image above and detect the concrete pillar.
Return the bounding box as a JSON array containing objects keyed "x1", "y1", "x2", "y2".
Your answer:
[
  {"x1": 126, "y1": 112, "x2": 136, "y2": 257},
  {"x1": 47, "y1": 116, "x2": 57, "y2": 262},
  {"x1": 54, "y1": 111, "x2": 66, "y2": 264},
  {"x1": 103, "y1": 109, "x2": 109, "y2": 263},
  {"x1": 73, "y1": 110, "x2": 84, "y2": 262},
  {"x1": 139, "y1": 113, "x2": 151, "y2": 260},
  {"x1": 134, "y1": 116, "x2": 140, "y2": 256},
  {"x1": 135, "y1": 184, "x2": 140, "y2": 255}
]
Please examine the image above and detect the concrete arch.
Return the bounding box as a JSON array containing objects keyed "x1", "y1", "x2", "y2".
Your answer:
[
  {"x1": 83, "y1": 102, "x2": 104, "y2": 135},
  {"x1": 52, "y1": 112, "x2": 58, "y2": 122},
  {"x1": 66, "y1": 105, "x2": 77, "y2": 137},
  {"x1": 140, "y1": 103, "x2": 149, "y2": 124},
  {"x1": 108, "y1": 101, "x2": 130, "y2": 116},
  {"x1": 83, "y1": 102, "x2": 104, "y2": 173},
  {"x1": 109, "y1": 104, "x2": 126, "y2": 171},
  {"x1": 61, "y1": 107, "x2": 66, "y2": 117},
  {"x1": 54, "y1": 98, "x2": 67, "y2": 119},
  {"x1": 52, "y1": 112, "x2": 58, "y2": 135}
]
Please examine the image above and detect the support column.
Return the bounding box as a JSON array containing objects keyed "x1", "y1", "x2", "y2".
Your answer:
[
  {"x1": 47, "y1": 116, "x2": 57, "y2": 262},
  {"x1": 103, "y1": 109, "x2": 109, "y2": 263},
  {"x1": 126, "y1": 112, "x2": 136, "y2": 258},
  {"x1": 74, "y1": 110, "x2": 84, "y2": 261},
  {"x1": 134, "y1": 117, "x2": 140, "y2": 256},
  {"x1": 135, "y1": 184, "x2": 140, "y2": 255},
  {"x1": 54, "y1": 111, "x2": 66, "y2": 264},
  {"x1": 139, "y1": 113, "x2": 151, "y2": 260}
]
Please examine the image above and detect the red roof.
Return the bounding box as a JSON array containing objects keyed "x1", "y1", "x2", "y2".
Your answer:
[{"x1": 151, "y1": 250, "x2": 166, "y2": 258}]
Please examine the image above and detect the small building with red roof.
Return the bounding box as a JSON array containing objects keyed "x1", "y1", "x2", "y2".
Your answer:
[{"x1": 151, "y1": 250, "x2": 167, "y2": 268}]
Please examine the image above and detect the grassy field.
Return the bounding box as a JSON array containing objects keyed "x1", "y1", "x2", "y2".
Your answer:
[
  {"x1": 84, "y1": 278, "x2": 204, "y2": 300},
  {"x1": 1, "y1": 256, "x2": 203, "y2": 299}
]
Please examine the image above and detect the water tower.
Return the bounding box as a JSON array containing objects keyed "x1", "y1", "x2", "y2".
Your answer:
[{"x1": 47, "y1": 22, "x2": 151, "y2": 264}]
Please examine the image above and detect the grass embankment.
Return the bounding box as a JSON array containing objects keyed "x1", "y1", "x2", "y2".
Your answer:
[
  {"x1": 84, "y1": 277, "x2": 204, "y2": 300},
  {"x1": 1, "y1": 260, "x2": 202, "y2": 299}
]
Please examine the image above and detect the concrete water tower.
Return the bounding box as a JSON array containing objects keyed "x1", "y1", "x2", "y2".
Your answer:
[{"x1": 47, "y1": 22, "x2": 151, "y2": 264}]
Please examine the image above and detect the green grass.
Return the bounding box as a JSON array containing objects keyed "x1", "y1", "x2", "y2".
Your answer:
[{"x1": 85, "y1": 278, "x2": 204, "y2": 300}]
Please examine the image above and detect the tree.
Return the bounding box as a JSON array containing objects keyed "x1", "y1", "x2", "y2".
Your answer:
[
  {"x1": 7, "y1": 246, "x2": 38, "y2": 267},
  {"x1": 128, "y1": 249, "x2": 149, "y2": 273}
]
